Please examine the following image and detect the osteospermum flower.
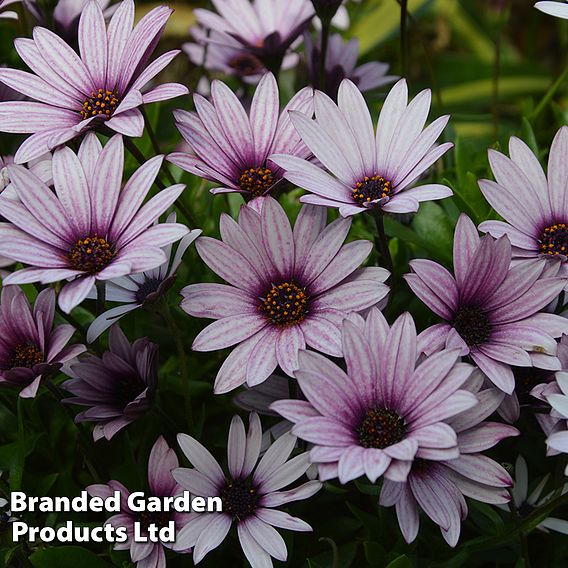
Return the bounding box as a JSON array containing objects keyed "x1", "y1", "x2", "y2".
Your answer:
[
  {"x1": 0, "y1": 133, "x2": 188, "y2": 313},
  {"x1": 304, "y1": 32, "x2": 398, "y2": 98},
  {"x1": 535, "y1": 1, "x2": 568, "y2": 18},
  {"x1": 62, "y1": 325, "x2": 157, "y2": 441},
  {"x1": 181, "y1": 197, "x2": 389, "y2": 393},
  {"x1": 0, "y1": 286, "x2": 85, "y2": 398},
  {"x1": 497, "y1": 456, "x2": 568, "y2": 533},
  {"x1": 405, "y1": 214, "x2": 568, "y2": 394},
  {"x1": 86, "y1": 213, "x2": 201, "y2": 342},
  {"x1": 478, "y1": 128, "x2": 568, "y2": 270},
  {"x1": 193, "y1": 0, "x2": 314, "y2": 70},
  {"x1": 0, "y1": 0, "x2": 188, "y2": 163},
  {"x1": 270, "y1": 78, "x2": 453, "y2": 217},
  {"x1": 88, "y1": 436, "x2": 191, "y2": 568},
  {"x1": 272, "y1": 309, "x2": 478, "y2": 484},
  {"x1": 172, "y1": 412, "x2": 321, "y2": 567},
  {"x1": 380, "y1": 371, "x2": 518, "y2": 546},
  {"x1": 168, "y1": 73, "x2": 313, "y2": 202}
]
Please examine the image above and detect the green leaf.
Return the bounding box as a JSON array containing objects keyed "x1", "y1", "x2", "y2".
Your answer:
[
  {"x1": 30, "y1": 546, "x2": 113, "y2": 568},
  {"x1": 385, "y1": 554, "x2": 413, "y2": 568},
  {"x1": 411, "y1": 202, "x2": 454, "y2": 265},
  {"x1": 364, "y1": 541, "x2": 387, "y2": 566}
]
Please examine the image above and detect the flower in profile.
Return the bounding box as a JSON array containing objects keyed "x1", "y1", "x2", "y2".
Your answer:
[
  {"x1": 498, "y1": 456, "x2": 568, "y2": 533},
  {"x1": 0, "y1": 133, "x2": 188, "y2": 313},
  {"x1": 0, "y1": 286, "x2": 85, "y2": 398},
  {"x1": 193, "y1": 0, "x2": 314, "y2": 70},
  {"x1": 86, "y1": 213, "x2": 201, "y2": 342},
  {"x1": 270, "y1": 78, "x2": 453, "y2": 217},
  {"x1": 531, "y1": 371, "x2": 568, "y2": 474},
  {"x1": 272, "y1": 309, "x2": 478, "y2": 484},
  {"x1": 304, "y1": 32, "x2": 398, "y2": 98},
  {"x1": 478, "y1": 128, "x2": 568, "y2": 269},
  {"x1": 0, "y1": 0, "x2": 188, "y2": 163},
  {"x1": 62, "y1": 325, "x2": 157, "y2": 441},
  {"x1": 405, "y1": 214, "x2": 568, "y2": 394},
  {"x1": 0, "y1": 0, "x2": 19, "y2": 19},
  {"x1": 535, "y1": 1, "x2": 568, "y2": 18},
  {"x1": 184, "y1": 27, "x2": 298, "y2": 85},
  {"x1": 181, "y1": 197, "x2": 389, "y2": 393},
  {"x1": 88, "y1": 436, "x2": 191, "y2": 567},
  {"x1": 380, "y1": 371, "x2": 518, "y2": 546},
  {"x1": 168, "y1": 73, "x2": 313, "y2": 202},
  {"x1": 173, "y1": 412, "x2": 321, "y2": 566}
]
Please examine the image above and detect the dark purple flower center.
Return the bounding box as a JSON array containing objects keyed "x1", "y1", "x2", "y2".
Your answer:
[
  {"x1": 135, "y1": 277, "x2": 162, "y2": 304},
  {"x1": 220, "y1": 479, "x2": 259, "y2": 520},
  {"x1": 452, "y1": 305, "x2": 491, "y2": 346},
  {"x1": 352, "y1": 175, "x2": 392, "y2": 206},
  {"x1": 81, "y1": 88, "x2": 120, "y2": 120},
  {"x1": 356, "y1": 407, "x2": 406, "y2": 449},
  {"x1": 228, "y1": 53, "x2": 264, "y2": 76},
  {"x1": 7, "y1": 343, "x2": 44, "y2": 369},
  {"x1": 67, "y1": 235, "x2": 115, "y2": 274},
  {"x1": 259, "y1": 281, "x2": 309, "y2": 326},
  {"x1": 137, "y1": 511, "x2": 171, "y2": 532},
  {"x1": 115, "y1": 373, "x2": 146, "y2": 409},
  {"x1": 539, "y1": 223, "x2": 568, "y2": 256},
  {"x1": 239, "y1": 166, "x2": 275, "y2": 197}
]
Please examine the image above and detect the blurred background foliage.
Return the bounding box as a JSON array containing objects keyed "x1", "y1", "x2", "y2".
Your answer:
[{"x1": 1, "y1": 0, "x2": 568, "y2": 566}]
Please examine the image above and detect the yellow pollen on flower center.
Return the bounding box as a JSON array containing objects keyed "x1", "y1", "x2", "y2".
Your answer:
[
  {"x1": 80, "y1": 88, "x2": 120, "y2": 120},
  {"x1": 238, "y1": 167, "x2": 275, "y2": 197},
  {"x1": 8, "y1": 343, "x2": 44, "y2": 369},
  {"x1": 539, "y1": 223, "x2": 568, "y2": 256},
  {"x1": 352, "y1": 175, "x2": 392, "y2": 205},
  {"x1": 67, "y1": 235, "x2": 115, "y2": 274},
  {"x1": 259, "y1": 282, "x2": 309, "y2": 326}
]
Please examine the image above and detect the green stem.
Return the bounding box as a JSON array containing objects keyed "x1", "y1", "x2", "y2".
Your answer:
[
  {"x1": 141, "y1": 107, "x2": 177, "y2": 186},
  {"x1": 95, "y1": 280, "x2": 106, "y2": 316},
  {"x1": 55, "y1": 305, "x2": 88, "y2": 344},
  {"x1": 371, "y1": 209, "x2": 393, "y2": 276},
  {"x1": 161, "y1": 301, "x2": 194, "y2": 430},
  {"x1": 400, "y1": 0, "x2": 409, "y2": 76},
  {"x1": 319, "y1": 19, "x2": 331, "y2": 91},
  {"x1": 530, "y1": 60, "x2": 568, "y2": 122}
]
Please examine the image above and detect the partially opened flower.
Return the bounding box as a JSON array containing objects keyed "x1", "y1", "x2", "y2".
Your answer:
[
  {"x1": 406, "y1": 214, "x2": 568, "y2": 393},
  {"x1": 304, "y1": 32, "x2": 398, "y2": 98},
  {"x1": 535, "y1": 1, "x2": 568, "y2": 18},
  {"x1": 0, "y1": 0, "x2": 19, "y2": 19},
  {"x1": 173, "y1": 412, "x2": 321, "y2": 567},
  {"x1": 272, "y1": 309, "x2": 478, "y2": 484},
  {"x1": 0, "y1": 0, "x2": 188, "y2": 163},
  {"x1": 184, "y1": 27, "x2": 298, "y2": 85},
  {"x1": 193, "y1": 0, "x2": 314, "y2": 70},
  {"x1": 168, "y1": 73, "x2": 313, "y2": 202},
  {"x1": 478, "y1": 128, "x2": 568, "y2": 271},
  {"x1": 380, "y1": 371, "x2": 518, "y2": 546},
  {"x1": 62, "y1": 325, "x2": 157, "y2": 441},
  {"x1": 88, "y1": 436, "x2": 191, "y2": 567},
  {"x1": 270, "y1": 78, "x2": 453, "y2": 217},
  {"x1": 497, "y1": 456, "x2": 568, "y2": 533},
  {"x1": 181, "y1": 197, "x2": 389, "y2": 393},
  {"x1": 86, "y1": 213, "x2": 201, "y2": 342},
  {"x1": 0, "y1": 286, "x2": 85, "y2": 398},
  {"x1": 0, "y1": 133, "x2": 188, "y2": 313}
]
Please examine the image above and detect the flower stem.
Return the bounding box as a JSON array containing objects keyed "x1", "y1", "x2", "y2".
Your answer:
[
  {"x1": 55, "y1": 305, "x2": 88, "y2": 344},
  {"x1": 400, "y1": 0, "x2": 409, "y2": 76},
  {"x1": 371, "y1": 209, "x2": 393, "y2": 276},
  {"x1": 319, "y1": 18, "x2": 331, "y2": 91},
  {"x1": 530, "y1": 60, "x2": 568, "y2": 122},
  {"x1": 161, "y1": 301, "x2": 194, "y2": 430},
  {"x1": 95, "y1": 280, "x2": 106, "y2": 316},
  {"x1": 141, "y1": 107, "x2": 177, "y2": 186}
]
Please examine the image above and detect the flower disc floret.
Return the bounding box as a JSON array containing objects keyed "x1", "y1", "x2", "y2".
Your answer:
[
  {"x1": 67, "y1": 235, "x2": 115, "y2": 274},
  {"x1": 220, "y1": 479, "x2": 259, "y2": 520},
  {"x1": 238, "y1": 166, "x2": 275, "y2": 197},
  {"x1": 452, "y1": 305, "x2": 492, "y2": 346},
  {"x1": 8, "y1": 343, "x2": 43, "y2": 369},
  {"x1": 356, "y1": 407, "x2": 406, "y2": 449},
  {"x1": 352, "y1": 175, "x2": 392, "y2": 205},
  {"x1": 539, "y1": 223, "x2": 568, "y2": 256},
  {"x1": 81, "y1": 88, "x2": 120, "y2": 120},
  {"x1": 259, "y1": 281, "x2": 309, "y2": 326}
]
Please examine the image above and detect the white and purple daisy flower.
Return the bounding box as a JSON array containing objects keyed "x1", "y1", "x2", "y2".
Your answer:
[
  {"x1": 168, "y1": 73, "x2": 314, "y2": 203},
  {"x1": 0, "y1": 286, "x2": 85, "y2": 398},
  {"x1": 181, "y1": 197, "x2": 389, "y2": 393},
  {"x1": 193, "y1": 0, "x2": 314, "y2": 71},
  {"x1": 86, "y1": 213, "x2": 201, "y2": 342},
  {"x1": 270, "y1": 78, "x2": 453, "y2": 217},
  {"x1": 0, "y1": 133, "x2": 188, "y2": 313},
  {"x1": 535, "y1": 1, "x2": 568, "y2": 18},
  {"x1": 406, "y1": 214, "x2": 568, "y2": 394},
  {"x1": 478, "y1": 127, "x2": 568, "y2": 271},
  {"x1": 62, "y1": 325, "x2": 157, "y2": 442},
  {"x1": 272, "y1": 308, "x2": 478, "y2": 484},
  {"x1": 380, "y1": 370, "x2": 518, "y2": 546},
  {"x1": 304, "y1": 32, "x2": 398, "y2": 98},
  {"x1": 88, "y1": 436, "x2": 191, "y2": 568},
  {"x1": 172, "y1": 412, "x2": 321, "y2": 567},
  {"x1": 0, "y1": 0, "x2": 188, "y2": 163}
]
